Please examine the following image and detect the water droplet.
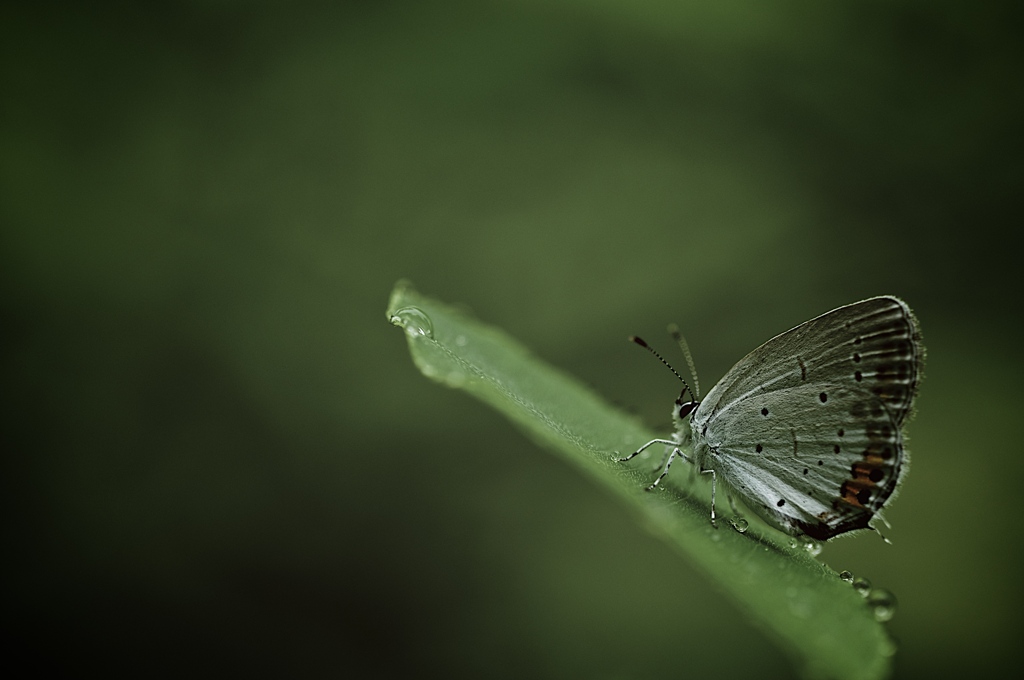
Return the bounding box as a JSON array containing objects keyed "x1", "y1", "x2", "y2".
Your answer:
[
  {"x1": 867, "y1": 588, "x2": 897, "y2": 622},
  {"x1": 390, "y1": 306, "x2": 434, "y2": 339},
  {"x1": 852, "y1": 576, "x2": 872, "y2": 597},
  {"x1": 731, "y1": 518, "x2": 749, "y2": 534},
  {"x1": 838, "y1": 570, "x2": 854, "y2": 583},
  {"x1": 455, "y1": 334, "x2": 468, "y2": 347},
  {"x1": 801, "y1": 538, "x2": 823, "y2": 556}
]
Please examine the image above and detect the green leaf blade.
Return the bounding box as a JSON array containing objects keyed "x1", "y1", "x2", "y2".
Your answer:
[{"x1": 387, "y1": 281, "x2": 895, "y2": 680}]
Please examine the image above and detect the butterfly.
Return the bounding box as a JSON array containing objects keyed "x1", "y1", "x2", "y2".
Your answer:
[{"x1": 617, "y1": 296, "x2": 923, "y2": 540}]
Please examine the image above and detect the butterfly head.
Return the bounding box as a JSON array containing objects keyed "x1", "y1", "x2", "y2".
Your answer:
[
  {"x1": 676, "y1": 394, "x2": 699, "y2": 420},
  {"x1": 630, "y1": 335, "x2": 699, "y2": 422}
]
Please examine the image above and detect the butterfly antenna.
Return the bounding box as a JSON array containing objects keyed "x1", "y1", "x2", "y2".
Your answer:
[
  {"x1": 668, "y1": 324, "x2": 700, "y2": 400},
  {"x1": 629, "y1": 336, "x2": 696, "y2": 404}
]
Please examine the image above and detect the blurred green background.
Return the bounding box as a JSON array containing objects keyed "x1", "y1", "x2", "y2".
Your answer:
[{"x1": 4, "y1": 1, "x2": 1022, "y2": 677}]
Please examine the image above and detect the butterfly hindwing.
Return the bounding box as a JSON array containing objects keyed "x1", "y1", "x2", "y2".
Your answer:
[{"x1": 700, "y1": 383, "x2": 905, "y2": 539}]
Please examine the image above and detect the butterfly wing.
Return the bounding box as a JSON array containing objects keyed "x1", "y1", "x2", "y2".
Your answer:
[
  {"x1": 691, "y1": 296, "x2": 922, "y2": 539},
  {"x1": 699, "y1": 296, "x2": 922, "y2": 429},
  {"x1": 699, "y1": 383, "x2": 904, "y2": 539}
]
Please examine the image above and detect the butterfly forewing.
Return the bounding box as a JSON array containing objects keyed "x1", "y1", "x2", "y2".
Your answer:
[{"x1": 699, "y1": 297, "x2": 922, "y2": 428}]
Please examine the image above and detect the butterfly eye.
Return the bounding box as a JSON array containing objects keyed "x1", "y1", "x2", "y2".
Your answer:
[{"x1": 678, "y1": 401, "x2": 698, "y2": 419}]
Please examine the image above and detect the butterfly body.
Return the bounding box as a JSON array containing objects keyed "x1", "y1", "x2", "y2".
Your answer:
[{"x1": 633, "y1": 296, "x2": 923, "y2": 540}]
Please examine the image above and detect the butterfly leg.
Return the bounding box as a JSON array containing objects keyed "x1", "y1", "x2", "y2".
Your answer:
[
  {"x1": 653, "y1": 444, "x2": 674, "y2": 474},
  {"x1": 614, "y1": 438, "x2": 678, "y2": 463},
  {"x1": 645, "y1": 447, "x2": 692, "y2": 491},
  {"x1": 701, "y1": 468, "x2": 718, "y2": 527}
]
